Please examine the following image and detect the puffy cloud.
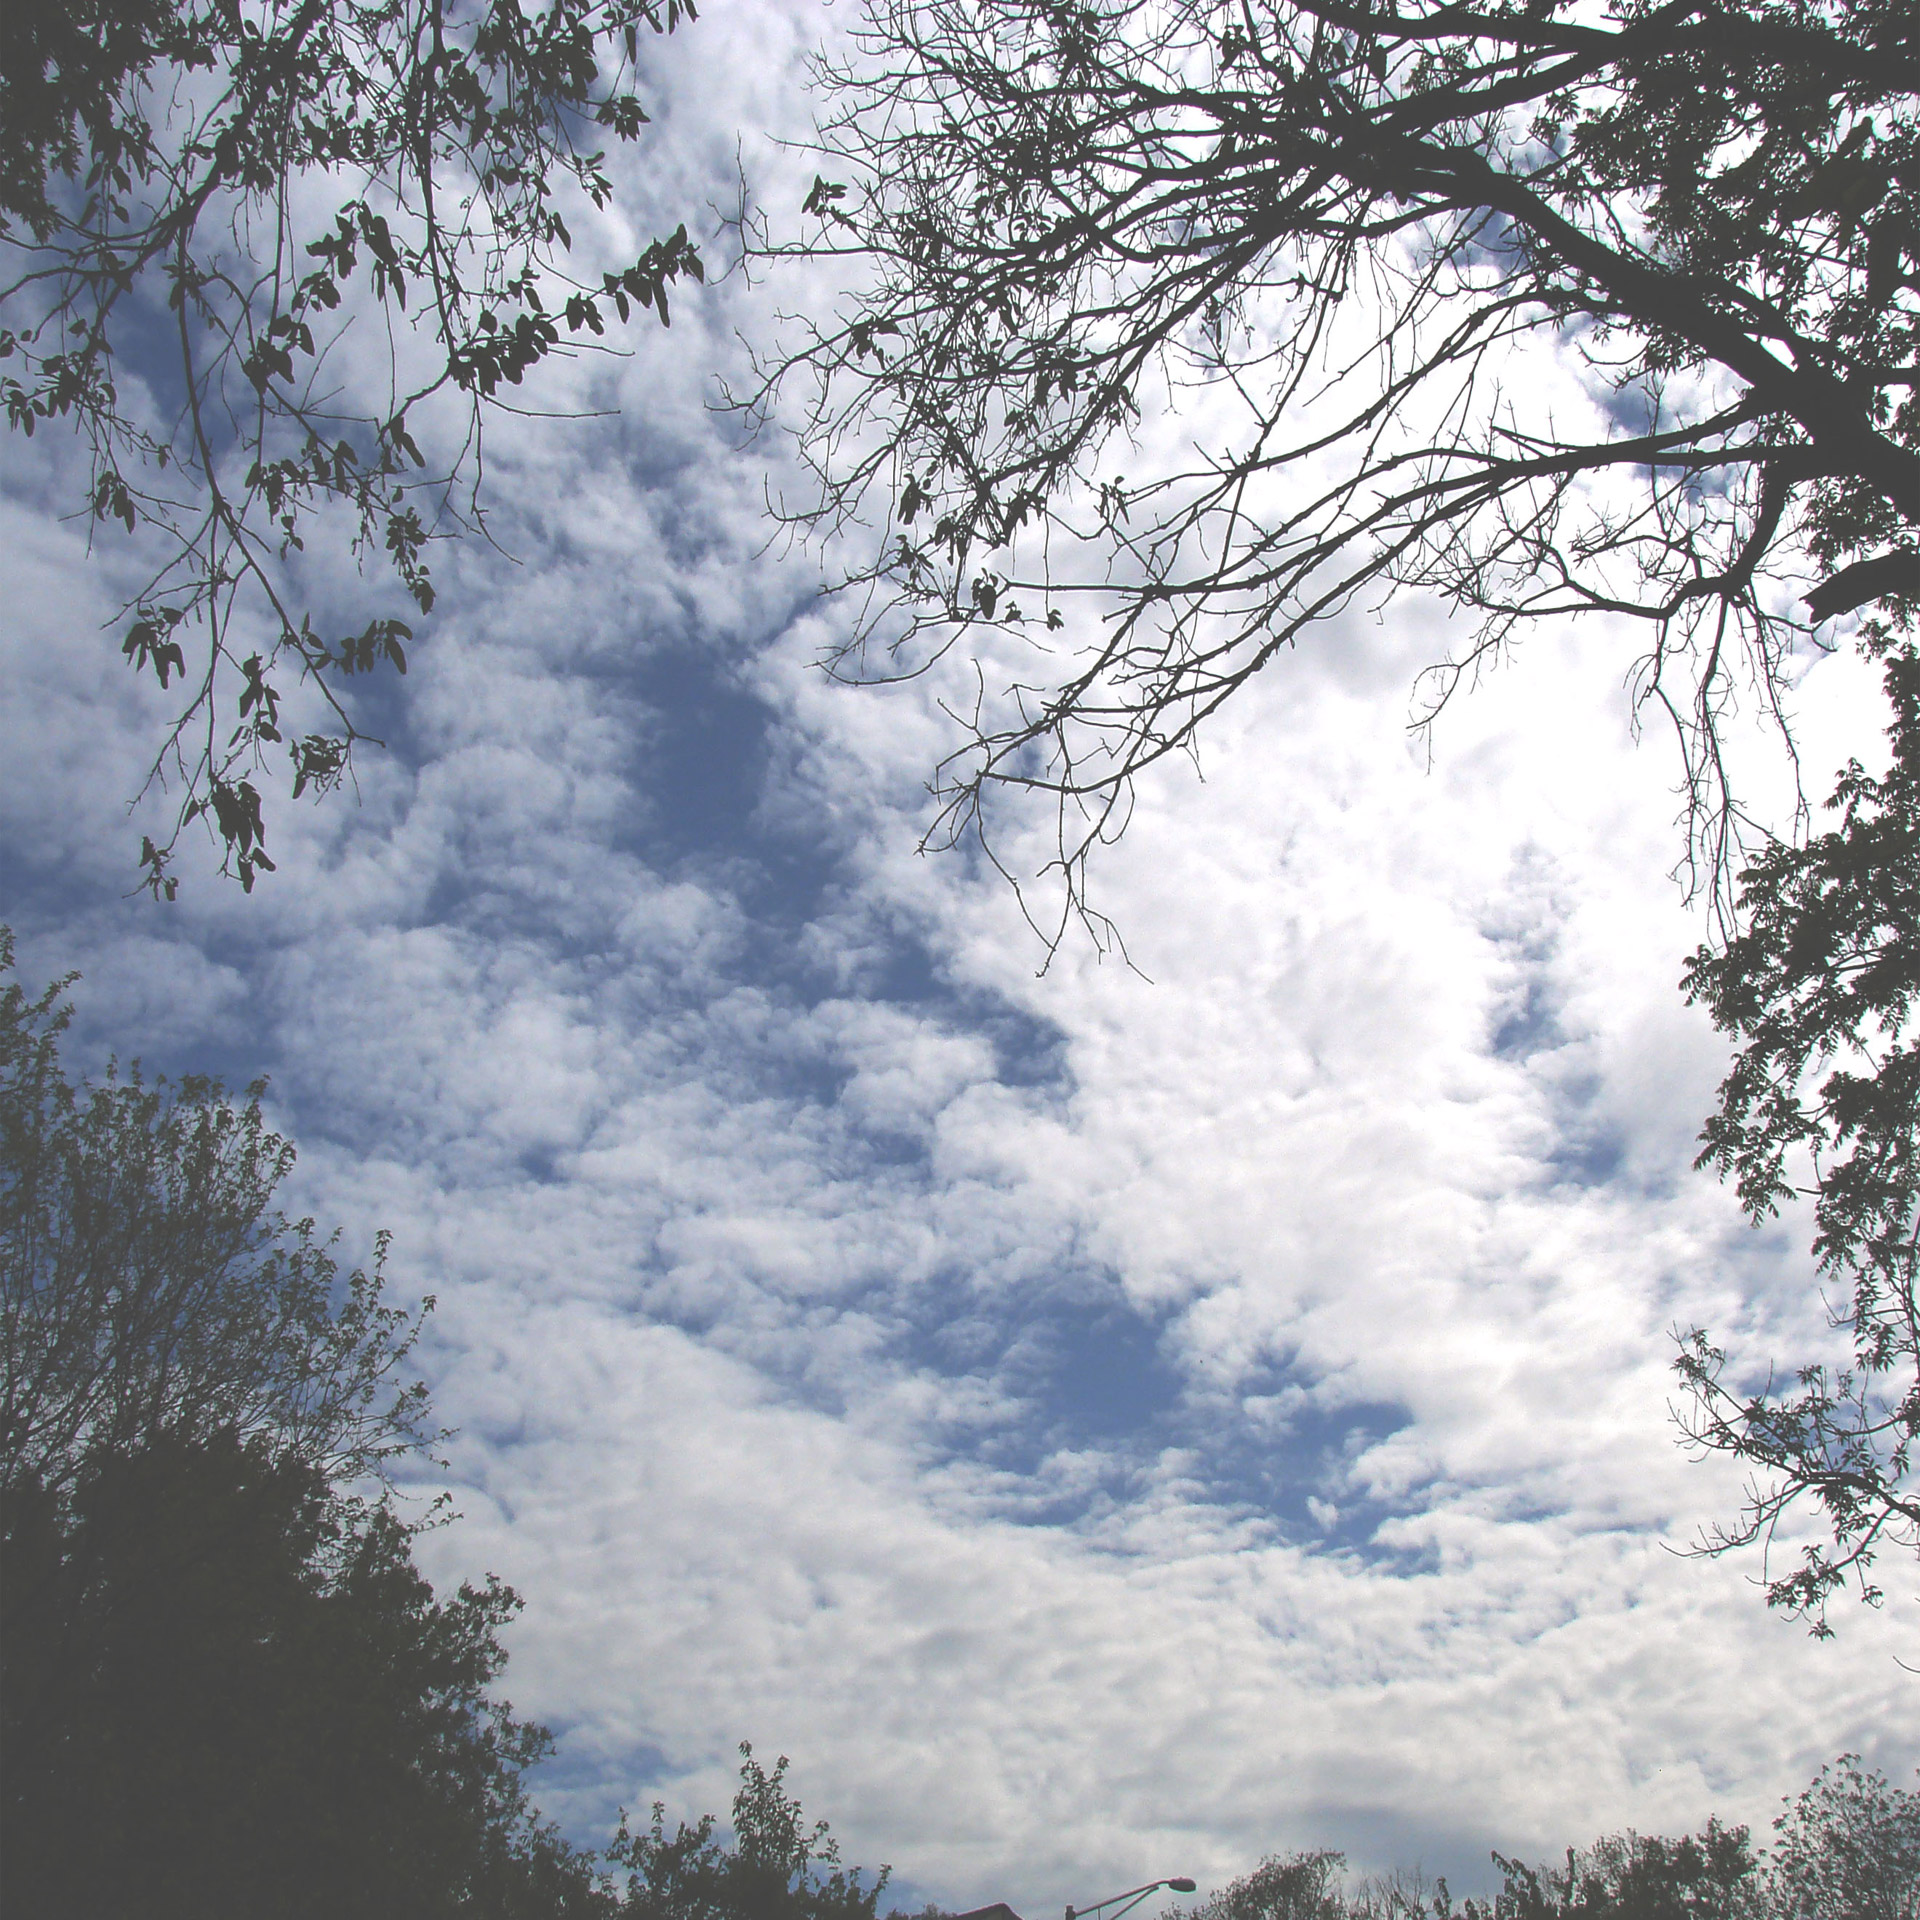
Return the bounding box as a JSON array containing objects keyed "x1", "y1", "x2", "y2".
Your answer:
[{"x1": 2, "y1": 0, "x2": 1913, "y2": 1910}]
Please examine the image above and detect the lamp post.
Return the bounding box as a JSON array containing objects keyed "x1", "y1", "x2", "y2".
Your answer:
[{"x1": 1064, "y1": 1877, "x2": 1198, "y2": 1920}]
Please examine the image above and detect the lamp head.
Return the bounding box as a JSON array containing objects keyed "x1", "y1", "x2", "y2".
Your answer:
[{"x1": 1168, "y1": 1883, "x2": 1197, "y2": 1896}]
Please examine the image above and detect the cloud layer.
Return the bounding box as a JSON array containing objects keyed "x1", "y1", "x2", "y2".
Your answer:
[{"x1": 3, "y1": 3, "x2": 1913, "y2": 1908}]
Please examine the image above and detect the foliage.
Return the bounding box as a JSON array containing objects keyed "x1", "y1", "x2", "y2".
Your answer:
[
  {"x1": 0, "y1": 929, "x2": 436, "y2": 1501},
  {"x1": 1767, "y1": 1755, "x2": 1920, "y2": 1920},
  {"x1": 1177, "y1": 1835, "x2": 1763, "y2": 1920},
  {"x1": 0, "y1": 939, "x2": 654, "y2": 1913},
  {"x1": 1189, "y1": 1853, "x2": 1351, "y2": 1920},
  {"x1": 753, "y1": 0, "x2": 1917, "y2": 936},
  {"x1": 0, "y1": 1427, "x2": 607, "y2": 1919},
  {"x1": 0, "y1": 939, "x2": 607, "y2": 1913},
  {"x1": 1173, "y1": 1783, "x2": 1920, "y2": 1920},
  {"x1": 1678, "y1": 638, "x2": 1920, "y2": 1631},
  {"x1": 609, "y1": 1744, "x2": 893, "y2": 1920},
  {"x1": 1482, "y1": 1822, "x2": 1764, "y2": 1920},
  {"x1": 0, "y1": 0, "x2": 702, "y2": 894}
]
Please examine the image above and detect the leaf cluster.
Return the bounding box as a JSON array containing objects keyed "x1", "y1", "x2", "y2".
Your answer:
[
  {"x1": 608, "y1": 1745, "x2": 894, "y2": 1920},
  {"x1": 0, "y1": 0, "x2": 702, "y2": 894},
  {"x1": 1676, "y1": 638, "x2": 1919, "y2": 1631},
  {"x1": 0, "y1": 927, "x2": 438, "y2": 1504}
]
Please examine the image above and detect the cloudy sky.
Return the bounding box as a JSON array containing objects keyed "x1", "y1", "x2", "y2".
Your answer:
[{"x1": 2, "y1": 2, "x2": 1913, "y2": 1907}]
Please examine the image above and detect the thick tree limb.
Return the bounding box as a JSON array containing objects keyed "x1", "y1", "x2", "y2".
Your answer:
[{"x1": 1806, "y1": 549, "x2": 1920, "y2": 624}]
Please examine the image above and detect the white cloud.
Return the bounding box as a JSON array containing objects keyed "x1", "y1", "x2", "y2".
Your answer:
[{"x1": 2, "y1": 1, "x2": 1914, "y2": 1911}]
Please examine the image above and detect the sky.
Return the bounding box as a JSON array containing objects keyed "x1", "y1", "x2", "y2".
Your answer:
[{"x1": 1, "y1": 1, "x2": 1914, "y2": 1908}]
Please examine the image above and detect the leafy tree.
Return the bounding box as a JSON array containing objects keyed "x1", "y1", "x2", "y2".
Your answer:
[
  {"x1": 1767, "y1": 1754, "x2": 1920, "y2": 1920},
  {"x1": 609, "y1": 1744, "x2": 893, "y2": 1920},
  {"x1": 0, "y1": 940, "x2": 612, "y2": 1915},
  {"x1": 1, "y1": 929, "x2": 436, "y2": 1503},
  {"x1": 0, "y1": 945, "x2": 913, "y2": 1919},
  {"x1": 0, "y1": 0, "x2": 703, "y2": 894},
  {"x1": 1173, "y1": 1825, "x2": 1772, "y2": 1920},
  {"x1": 1678, "y1": 635, "x2": 1919, "y2": 1631},
  {"x1": 1189, "y1": 1852, "x2": 1350, "y2": 1920},
  {"x1": 1454, "y1": 1770, "x2": 1919, "y2": 1920},
  {"x1": 1483, "y1": 1823, "x2": 1764, "y2": 1920},
  {"x1": 1442, "y1": 1786, "x2": 1920, "y2": 1920},
  {"x1": 755, "y1": 0, "x2": 1916, "y2": 929},
  {"x1": 0, "y1": 1427, "x2": 608, "y2": 1920}
]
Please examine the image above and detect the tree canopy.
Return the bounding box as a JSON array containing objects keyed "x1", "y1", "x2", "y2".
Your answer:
[
  {"x1": 0, "y1": 938, "x2": 608, "y2": 1917},
  {"x1": 0, "y1": 0, "x2": 702, "y2": 894},
  {"x1": 608, "y1": 1745, "x2": 893, "y2": 1920},
  {"x1": 1174, "y1": 1762, "x2": 1920, "y2": 1918},
  {"x1": 1768, "y1": 1755, "x2": 1920, "y2": 1920},
  {"x1": 757, "y1": 0, "x2": 1916, "y2": 926},
  {"x1": 0, "y1": 942, "x2": 912, "y2": 1919},
  {"x1": 1679, "y1": 634, "x2": 1918, "y2": 1632},
  {"x1": 0, "y1": 929, "x2": 436, "y2": 1503},
  {"x1": 1, "y1": 1428, "x2": 608, "y2": 1920}
]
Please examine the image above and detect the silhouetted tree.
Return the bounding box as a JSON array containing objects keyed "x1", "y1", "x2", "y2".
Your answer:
[
  {"x1": 0, "y1": 0, "x2": 701, "y2": 892},
  {"x1": 1679, "y1": 635, "x2": 1919, "y2": 1631},
  {"x1": 1485, "y1": 1822, "x2": 1763, "y2": 1920},
  {"x1": 1169, "y1": 1776, "x2": 1920, "y2": 1920},
  {"x1": 1, "y1": 1428, "x2": 606, "y2": 1919},
  {"x1": 1, "y1": 930, "x2": 435, "y2": 1503},
  {"x1": 754, "y1": 0, "x2": 1915, "y2": 932},
  {"x1": 1476, "y1": 1773, "x2": 1920, "y2": 1920},
  {"x1": 1193, "y1": 1853, "x2": 1350, "y2": 1920},
  {"x1": 1, "y1": 942, "x2": 606, "y2": 1914},
  {"x1": 1767, "y1": 1755, "x2": 1920, "y2": 1920},
  {"x1": 752, "y1": 0, "x2": 1918, "y2": 1629},
  {"x1": 1, "y1": 942, "x2": 914, "y2": 1920},
  {"x1": 610, "y1": 1744, "x2": 893, "y2": 1920}
]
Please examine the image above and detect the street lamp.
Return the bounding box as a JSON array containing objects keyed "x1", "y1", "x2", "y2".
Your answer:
[{"x1": 1064, "y1": 1877, "x2": 1198, "y2": 1920}]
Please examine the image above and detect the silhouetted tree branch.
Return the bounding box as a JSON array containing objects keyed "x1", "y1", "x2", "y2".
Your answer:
[
  {"x1": 747, "y1": 0, "x2": 1916, "y2": 942},
  {"x1": 1, "y1": 0, "x2": 702, "y2": 893},
  {"x1": 1678, "y1": 637, "x2": 1919, "y2": 1634}
]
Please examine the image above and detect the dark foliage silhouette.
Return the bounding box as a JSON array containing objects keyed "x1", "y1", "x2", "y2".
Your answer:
[
  {"x1": 757, "y1": 0, "x2": 1916, "y2": 931},
  {"x1": 1, "y1": 0, "x2": 701, "y2": 892}
]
